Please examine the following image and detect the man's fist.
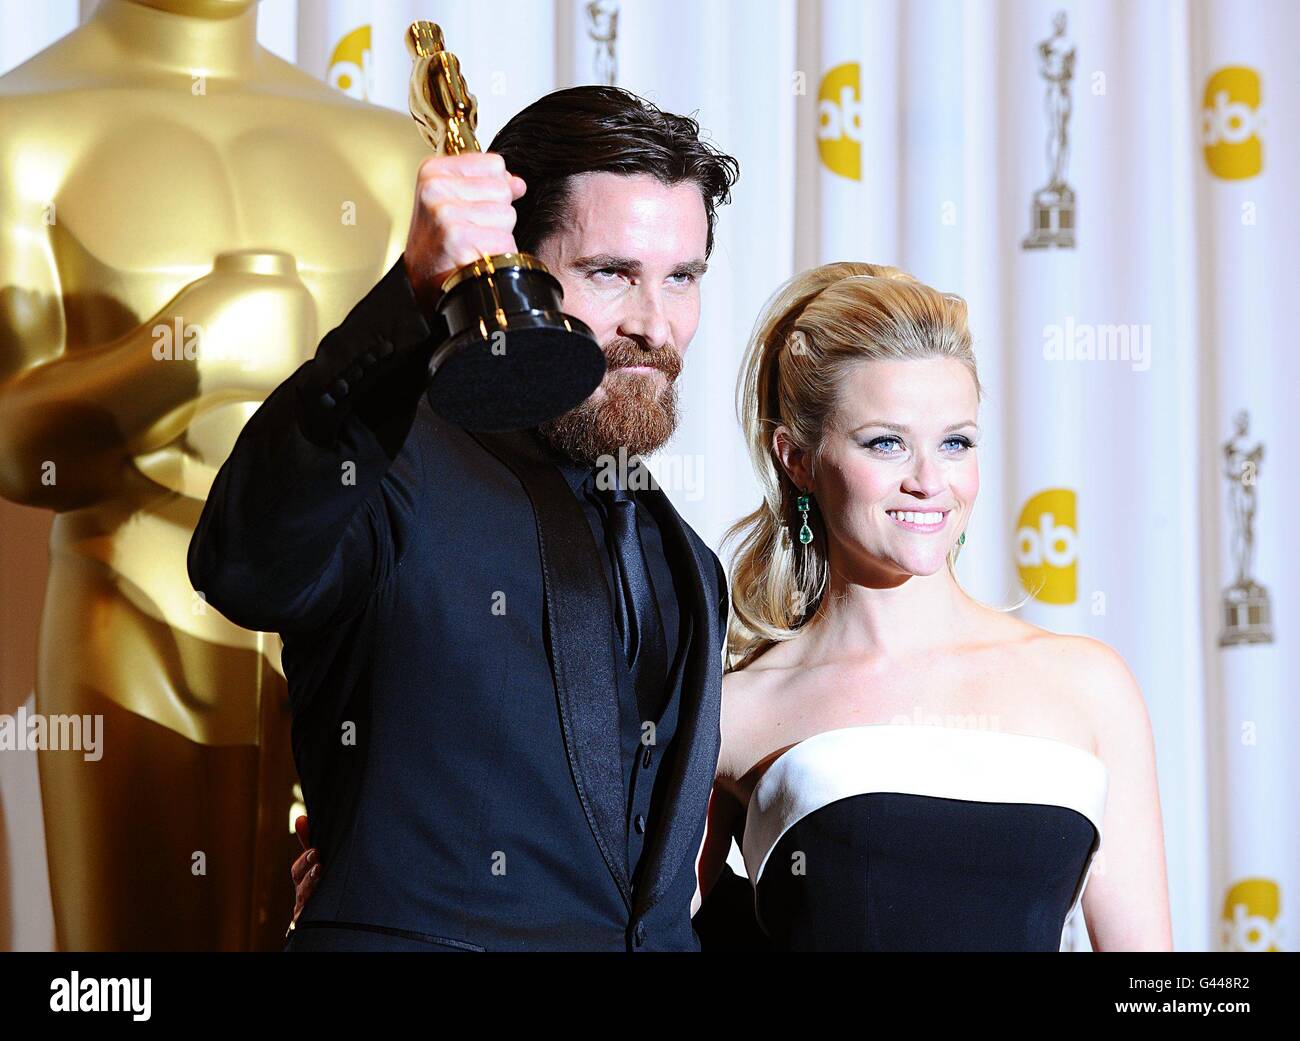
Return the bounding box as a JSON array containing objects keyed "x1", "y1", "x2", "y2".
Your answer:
[{"x1": 403, "y1": 152, "x2": 526, "y2": 309}]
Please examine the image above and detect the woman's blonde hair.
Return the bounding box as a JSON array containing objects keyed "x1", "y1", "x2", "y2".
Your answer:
[{"x1": 722, "y1": 261, "x2": 987, "y2": 672}]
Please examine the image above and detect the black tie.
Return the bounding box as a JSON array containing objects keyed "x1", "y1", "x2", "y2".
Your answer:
[{"x1": 597, "y1": 483, "x2": 669, "y2": 720}]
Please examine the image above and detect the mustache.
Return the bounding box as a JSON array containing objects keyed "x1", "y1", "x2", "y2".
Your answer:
[{"x1": 601, "y1": 337, "x2": 682, "y2": 381}]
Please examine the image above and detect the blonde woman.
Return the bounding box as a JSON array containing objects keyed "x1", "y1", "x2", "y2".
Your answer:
[{"x1": 692, "y1": 262, "x2": 1173, "y2": 951}]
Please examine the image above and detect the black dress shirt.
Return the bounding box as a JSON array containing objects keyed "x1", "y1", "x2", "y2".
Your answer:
[{"x1": 549, "y1": 444, "x2": 685, "y2": 884}]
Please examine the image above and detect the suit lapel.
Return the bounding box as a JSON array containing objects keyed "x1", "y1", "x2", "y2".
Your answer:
[
  {"x1": 467, "y1": 429, "x2": 632, "y2": 908},
  {"x1": 631, "y1": 484, "x2": 723, "y2": 920},
  {"x1": 465, "y1": 430, "x2": 723, "y2": 924}
]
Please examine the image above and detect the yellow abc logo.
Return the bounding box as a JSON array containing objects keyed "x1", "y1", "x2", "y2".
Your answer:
[
  {"x1": 328, "y1": 24, "x2": 372, "y2": 101},
  {"x1": 1015, "y1": 488, "x2": 1077, "y2": 605},
  {"x1": 1220, "y1": 878, "x2": 1282, "y2": 952},
  {"x1": 817, "y1": 62, "x2": 861, "y2": 181},
  {"x1": 1202, "y1": 66, "x2": 1263, "y2": 180}
]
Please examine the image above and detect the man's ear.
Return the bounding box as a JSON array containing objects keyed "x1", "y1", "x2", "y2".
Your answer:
[{"x1": 772, "y1": 425, "x2": 813, "y2": 491}]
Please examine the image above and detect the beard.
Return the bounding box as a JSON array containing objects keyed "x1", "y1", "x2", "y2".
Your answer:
[{"x1": 536, "y1": 336, "x2": 683, "y2": 467}]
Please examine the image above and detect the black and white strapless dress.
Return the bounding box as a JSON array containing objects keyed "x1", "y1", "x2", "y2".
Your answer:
[{"x1": 741, "y1": 724, "x2": 1108, "y2": 951}]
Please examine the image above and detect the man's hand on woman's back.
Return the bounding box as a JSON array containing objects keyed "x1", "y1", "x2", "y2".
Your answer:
[{"x1": 290, "y1": 814, "x2": 321, "y2": 929}]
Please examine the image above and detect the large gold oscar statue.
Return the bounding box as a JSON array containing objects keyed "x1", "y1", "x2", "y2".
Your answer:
[{"x1": 0, "y1": 0, "x2": 427, "y2": 949}]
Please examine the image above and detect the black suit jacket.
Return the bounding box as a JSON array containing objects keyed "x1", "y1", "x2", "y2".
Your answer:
[{"x1": 188, "y1": 258, "x2": 727, "y2": 951}]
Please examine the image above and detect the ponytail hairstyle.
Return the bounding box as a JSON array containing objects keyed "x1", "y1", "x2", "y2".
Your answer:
[{"x1": 722, "y1": 262, "x2": 986, "y2": 672}]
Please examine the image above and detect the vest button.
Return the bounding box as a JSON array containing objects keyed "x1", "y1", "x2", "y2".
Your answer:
[
  {"x1": 634, "y1": 814, "x2": 646, "y2": 834},
  {"x1": 633, "y1": 921, "x2": 646, "y2": 947}
]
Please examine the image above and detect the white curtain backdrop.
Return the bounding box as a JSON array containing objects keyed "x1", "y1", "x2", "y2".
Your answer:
[{"x1": 3, "y1": 0, "x2": 1296, "y2": 953}]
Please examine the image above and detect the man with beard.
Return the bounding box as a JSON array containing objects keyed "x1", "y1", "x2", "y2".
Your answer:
[{"x1": 188, "y1": 86, "x2": 740, "y2": 951}]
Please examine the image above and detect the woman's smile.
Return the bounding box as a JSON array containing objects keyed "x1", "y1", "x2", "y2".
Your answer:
[{"x1": 885, "y1": 508, "x2": 951, "y2": 533}]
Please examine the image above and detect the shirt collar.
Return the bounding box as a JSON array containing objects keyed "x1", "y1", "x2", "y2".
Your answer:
[
  {"x1": 526, "y1": 429, "x2": 652, "y2": 498},
  {"x1": 557, "y1": 454, "x2": 599, "y2": 497},
  {"x1": 525, "y1": 428, "x2": 599, "y2": 497}
]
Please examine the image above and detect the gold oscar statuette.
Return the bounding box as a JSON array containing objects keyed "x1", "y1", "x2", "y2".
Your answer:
[
  {"x1": 0, "y1": 0, "x2": 435, "y2": 950},
  {"x1": 406, "y1": 21, "x2": 605, "y2": 431}
]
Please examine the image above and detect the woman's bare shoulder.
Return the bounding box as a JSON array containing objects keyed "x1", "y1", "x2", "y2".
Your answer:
[
  {"x1": 1052, "y1": 634, "x2": 1148, "y2": 730},
  {"x1": 1004, "y1": 620, "x2": 1151, "y2": 751},
  {"x1": 719, "y1": 642, "x2": 802, "y2": 784},
  {"x1": 1022, "y1": 628, "x2": 1142, "y2": 702},
  {"x1": 979, "y1": 608, "x2": 1134, "y2": 680}
]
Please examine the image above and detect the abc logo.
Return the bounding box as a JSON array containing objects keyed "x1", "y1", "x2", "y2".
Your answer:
[
  {"x1": 1202, "y1": 66, "x2": 1263, "y2": 180},
  {"x1": 1015, "y1": 488, "x2": 1077, "y2": 605},
  {"x1": 817, "y1": 62, "x2": 861, "y2": 181},
  {"x1": 1220, "y1": 878, "x2": 1282, "y2": 952},
  {"x1": 328, "y1": 24, "x2": 372, "y2": 101}
]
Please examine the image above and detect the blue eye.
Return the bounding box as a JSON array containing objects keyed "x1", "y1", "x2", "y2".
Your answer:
[
  {"x1": 863, "y1": 434, "x2": 978, "y2": 455},
  {"x1": 669, "y1": 272, "x2": 697, "y2": 285}
]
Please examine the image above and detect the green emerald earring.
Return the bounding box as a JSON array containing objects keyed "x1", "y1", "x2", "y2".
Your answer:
[
  {"x1": 796, "y1": 491, "x2": 813, "y2": 545},
  {"x1": 957, "y1": 532, "x2": 966, "y2": 546}
]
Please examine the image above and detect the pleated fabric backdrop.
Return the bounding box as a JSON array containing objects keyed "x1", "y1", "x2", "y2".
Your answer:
[{"x1": 2, "y1": 0, "x2": 1296, "y2": 953}]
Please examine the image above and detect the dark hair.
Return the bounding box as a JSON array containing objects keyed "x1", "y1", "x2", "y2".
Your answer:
[{"x1": 486, "y1": 85, "x2": 739, "y2": 257}]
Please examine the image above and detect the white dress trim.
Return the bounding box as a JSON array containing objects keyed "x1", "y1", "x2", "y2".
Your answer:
[{"x1": 740, "y1": 724, "x2": 1108, "y2": 942}]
